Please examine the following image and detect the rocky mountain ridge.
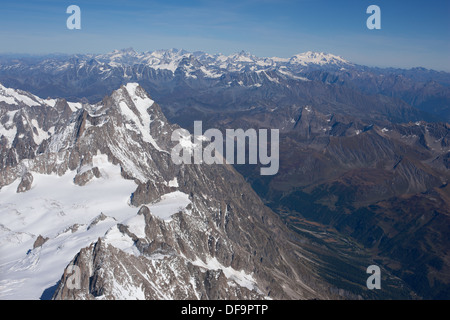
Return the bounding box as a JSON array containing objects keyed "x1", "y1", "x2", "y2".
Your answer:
[{"x1": 2, "y1": 83, "x2": 403, "y2": 300}]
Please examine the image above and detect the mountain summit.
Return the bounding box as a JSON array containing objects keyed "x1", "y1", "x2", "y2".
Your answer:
[{"x1": 0, "y1": 83, "x2": 360, "y2": 300}]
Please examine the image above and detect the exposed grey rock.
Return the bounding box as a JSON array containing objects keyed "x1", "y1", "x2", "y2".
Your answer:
[
  {"x1": 33, "y1": 235, "x2": 49, "y2": 249},
  {"x1": 16, "y1": 172, "x2": 33, "y2": 193},
  {"x1": 0, "y1": 83, "x2": 414, "y2": 300},
  {"x1": 37, "y1": 83, "x2": 336, "y2": 300},
  {"x1": 73, "y1": 167, "x2": 101, "y2": 186},
  {"x1": 87, "y1": 213, "x2": 109, "y2": 231}
]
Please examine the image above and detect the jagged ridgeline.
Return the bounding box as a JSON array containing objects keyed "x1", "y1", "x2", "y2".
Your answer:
[
  {"x1": 0, "y1": 83, "x2": 327, "y2": 299},
  {"x1": 0, "y1": 83, "x2": 417, "y2": 300}
]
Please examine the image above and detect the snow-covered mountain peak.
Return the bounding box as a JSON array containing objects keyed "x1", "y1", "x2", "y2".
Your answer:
[
  {"x1": 101, "y1": 47, "x2": 139, "y2": 60},
  {"x1": 290, "y1": 51, "x2": 351, "y2": 66},
  {"x1": 115, "y1": 47, "x2": 137, "y2": 54},
  {"x1": 0, "y1": 49, "x2": 356, "y2": 86},
  {"x1": 108, "y1": 83, "x2": 167, "y2": 153},
  {"x1": 120, "y1": 82, "x2": 151, "y2": 101},
  {"x1": 0, "y1": 84, "x2": 354, "y2": 300},
  {"x1": 92, "y1": 48, "x2": 353, "y2": 75},
  {"x1": 0, "y1": 83, "x2": 57, "y2": 108},
  {"x1": 111, "y1": 83, "x2": 158, "y2": 122}
]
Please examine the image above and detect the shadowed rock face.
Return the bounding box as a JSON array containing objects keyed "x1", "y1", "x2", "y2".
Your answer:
[
  {"x1": 46, "y1": 85, "x2": 336, "y2": 300},
  {"x1": 220, "y1": 106, "x2": 450, "y2": 299}
]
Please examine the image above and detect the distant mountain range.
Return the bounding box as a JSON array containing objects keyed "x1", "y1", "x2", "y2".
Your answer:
[{"x1": 1, "y1": 48, "x2": 449, "y2": 122}]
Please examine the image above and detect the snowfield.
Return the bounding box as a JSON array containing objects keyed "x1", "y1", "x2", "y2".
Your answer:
[
  {"x1": 0, "y1": 153, "x2": 189, "y2": 299},
  {"x1": 0, "y1": 82, "x2": 271, "y2": 300}
]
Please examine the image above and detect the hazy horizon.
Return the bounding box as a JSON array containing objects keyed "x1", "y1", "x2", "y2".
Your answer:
[{"x1": 0, "y1": 0, "x2": 449, "y2": 71}]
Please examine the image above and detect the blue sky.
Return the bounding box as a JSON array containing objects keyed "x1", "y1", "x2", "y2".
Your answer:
[{"x1": 0, "y1": 0, "x2": 449, "y2": 71}]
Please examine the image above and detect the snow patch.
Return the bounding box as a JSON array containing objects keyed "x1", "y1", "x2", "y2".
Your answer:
[
  {"x1": 191, "y1": 256, "x2": 260, "y2": 293},
  {"x1": 0, "y1": 111, "x2": 18, "y2": 148},
  {"x1": 118, "y1": 83, "x2": 164, "y2": 152},
  {"x1": 0, "y1": 84, "x2": 40, "y2": 107},
  {"x1": 166, "y1": 177, "x2": 179, "y2": 188},
  {"x1": 148, "y1": 191, "x2": 191, "y2": 221},
  {"x1": 123, "y1": 214, "x2": 146, "y2": 239},
  {"x1": 104, "y1": 225, "x2": 140, "y2": 256},
  {"x1": 0, "y1": 155, "x2": 138, "y2": 299},
  {"x1": 67, "y1": 102, "x2": 82, "y2": 112},
  {"x1": 31, "y1": 119, "x2": 50, "y2": 145}
]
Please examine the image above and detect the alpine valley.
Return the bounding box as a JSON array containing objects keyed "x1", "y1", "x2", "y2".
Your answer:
[{"x1": 0, "y1": 48, "x2": 449, "y2": 300}]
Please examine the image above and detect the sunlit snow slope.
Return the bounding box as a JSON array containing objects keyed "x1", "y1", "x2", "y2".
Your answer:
[{"x1": 0, "y1": 153, "x2": 192, "y2": 299}]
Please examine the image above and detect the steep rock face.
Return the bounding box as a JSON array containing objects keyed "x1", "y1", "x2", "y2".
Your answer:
[
  {"x1": 53, "y1": 160, "x2": 336, "y2": 300},
  {"x1": 53, "y1": 238, "x2": 262, "y2": 300},
  {"x1": 1, "y1": 83, "x2": 347, "y2": 300},
  {"x1": 48, "y1": 84, "x2": 333, "y2": 300},
  {"x1": 16, "y1": 171, "x2": 33, "y2": 193},
  {"x1": 195, "y1": 98, "x2": 449, "y2": 298}
]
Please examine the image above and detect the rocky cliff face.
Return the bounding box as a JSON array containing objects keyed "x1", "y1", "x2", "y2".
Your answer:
[{"x1": 1, "y1": 83, "x2": 355, "y2": 300}]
